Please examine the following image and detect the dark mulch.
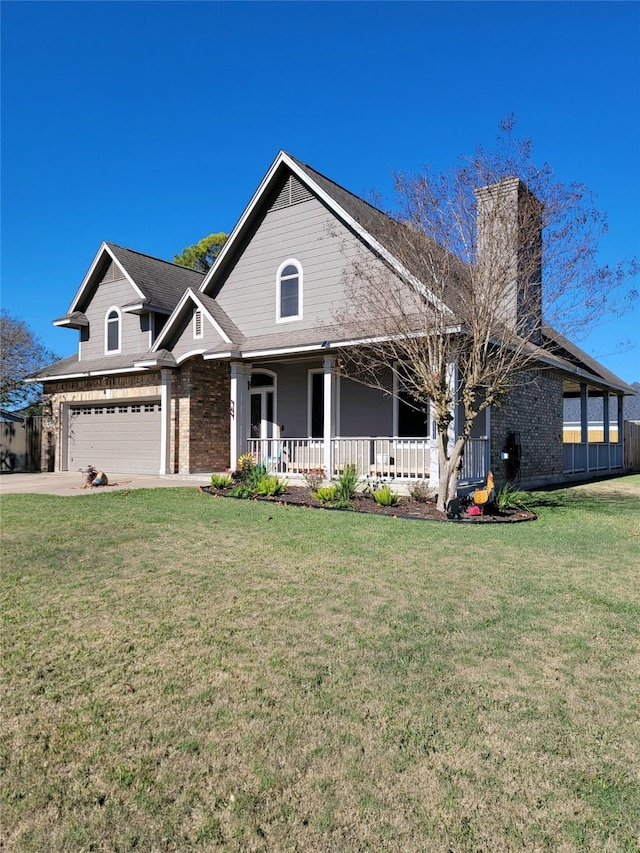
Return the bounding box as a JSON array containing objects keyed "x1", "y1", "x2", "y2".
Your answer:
[{"x1": 199, "y1": 485, "x2": 536, "y2": 524}]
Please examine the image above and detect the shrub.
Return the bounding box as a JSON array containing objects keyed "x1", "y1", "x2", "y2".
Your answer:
[
  {"x1": 229, "y1": 462, "x2": 268, "y2": 498},
  {"x1": 410, "y1": 480, "x2": 431, "y2": 503},
  {"x1": 304, "y1": 468, "x2": 325, "y2": 492},
  {"x1": 497, "y1": 481, "x2": 531, "y2": 511},
  {"x1": 335, "y1": 465, "x2": 359, "y2": 502},
  {"x1": 372, "y1": 484, "x2": 400, "y2": 507},
  {"x1": 255, "y1": 475, "x2": 287, "y2": 497},
  {"x1": 312, "y1": 485, "x2": 337, "y2": 504},
  {"x1": 211, "y1": 473, "x2": 233, "y2": 489}
]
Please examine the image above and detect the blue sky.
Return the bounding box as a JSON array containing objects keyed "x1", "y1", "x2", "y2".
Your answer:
[{"x1": 2, "y1": 1, "x2": 639, "y2": 382}]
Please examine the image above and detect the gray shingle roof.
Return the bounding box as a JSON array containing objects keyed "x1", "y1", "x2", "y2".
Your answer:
[
  {"x1": 31, "y1": 351, "x2": 167, "y2": 381},
  {"x1": 192, "y1": 289, "x2": 243, "y2": 346},
  {"x1": 106, "y1": 244, "x2": 205, "y2": 312}
]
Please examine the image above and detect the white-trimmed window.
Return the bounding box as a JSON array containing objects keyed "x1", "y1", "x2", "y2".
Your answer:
[
  {"x1": 193, "y1": 309, "x2": 203, "y2": 339},
  {"x1": 276, "y1": 259, "x2": 302, "y2": 322},
  {"x1": 105, "y1": 307, "x2": 122, "y2": 354}
]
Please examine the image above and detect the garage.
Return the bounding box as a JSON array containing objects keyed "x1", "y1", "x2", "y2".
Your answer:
[{"x1": 67, "y1": 401, "x2": 162, "y2": 474}]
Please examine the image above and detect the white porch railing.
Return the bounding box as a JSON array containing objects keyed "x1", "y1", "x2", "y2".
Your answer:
[
  {"x1": 246, "y1": 437, "x2": 433, "y2": 479},
  {"x1": 246, "y1": 436, "x2": 490, "y2": 483},
  {"x1": 563, "y1": 442, "x2": 623, "y2": 474}
]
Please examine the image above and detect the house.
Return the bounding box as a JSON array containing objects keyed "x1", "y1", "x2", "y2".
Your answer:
[{"x1": 33, "y1": 152, "x2": 634, "y2": 488}]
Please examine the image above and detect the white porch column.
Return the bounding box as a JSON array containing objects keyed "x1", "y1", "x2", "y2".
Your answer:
[
  {"x1": 617, "y1": 393, "x2": 624, "y2": 445},
  {"x1": 580, "y1": 383, "x2": 589, "y2": 471},
  {"x1": 602, "y1": 393, "x2": 610, "y2": 444},
  {"x1": 159, "y1": 369, "x2": 172, "y2": 475},
  {"x1": 230, "y1": 361, "x2": 250, "y2": 469},
  {"x1": 323, "y1": 355, "x2": 334, "y2": 477}
]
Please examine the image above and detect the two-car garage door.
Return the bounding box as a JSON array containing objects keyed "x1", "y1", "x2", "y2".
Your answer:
[{"x1": 67, "y1": 401, "x2": 162, "y2": 474}]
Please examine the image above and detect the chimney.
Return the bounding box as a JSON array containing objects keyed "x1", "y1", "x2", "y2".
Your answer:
[{"x1": 474, "y1": 177, "x2": 543, "y2": 344}]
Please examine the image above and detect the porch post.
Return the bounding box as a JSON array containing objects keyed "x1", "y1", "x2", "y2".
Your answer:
[
  {"x1": 323, "y1": 355, "x2": 334, "y2": 477},
  {"x1": 159, "y1": 368, "x2": 172, "y2": 475},
  {"x1": 230, "y1": 361, "x2": 250, "y2": 469},
  {"x1": 580, "y1": 383, "x2": 589, "y2": 471},
  {"x1": 617, "y1": 393, "x2": 624, "y2": 468},
  {"x1": 602, "y1": 392, "x2": 610, "y2": 444}
]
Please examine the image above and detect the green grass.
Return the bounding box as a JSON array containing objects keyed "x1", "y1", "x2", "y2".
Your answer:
[{"x1": 1, "y1": 477, "x2": 639, "y2": 851}]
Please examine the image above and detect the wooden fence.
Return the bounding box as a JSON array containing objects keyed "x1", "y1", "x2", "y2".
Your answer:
[{"x1": 624, "y1": 421, "x2": 640, "y2": 471}]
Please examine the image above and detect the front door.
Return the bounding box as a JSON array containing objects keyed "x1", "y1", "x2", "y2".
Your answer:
[{"x1": 249, "y1": 371, "x2": 277, "y2": 465}]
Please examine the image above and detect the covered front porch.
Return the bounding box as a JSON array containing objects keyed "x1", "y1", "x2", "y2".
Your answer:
[
  {"x1": 562, "y1": 379, "x2": 625, "y2": 477},
  {"x1": 228, "y1": 355, "x2": 489, "y2": 486}
]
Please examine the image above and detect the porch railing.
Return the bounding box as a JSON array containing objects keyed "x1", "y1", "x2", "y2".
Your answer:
[
  {"x1": 563, "y1": 442, "x2": 623, "y2": 474},
  {"x1": 460, "y1": 437, "x2": 489, "y2": 482},
  {"x1": 246, "y1": 437, "x2": 432, "y2": 479}
]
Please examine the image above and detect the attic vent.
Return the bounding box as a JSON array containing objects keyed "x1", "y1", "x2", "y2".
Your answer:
[
  {"x1": 101, "y1": 260, "x2": 125, "y2": 283},
  {"x1": 193, "y1": 309, "x2": 203, "y2": 339},
  {"x1": 270, "y1": 175, "x2": 313, "y2": 212}
]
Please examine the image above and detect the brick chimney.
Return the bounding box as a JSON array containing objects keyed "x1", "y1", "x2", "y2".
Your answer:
[{"x1": 474, "y1": 177, "x2": 543, "y2": 344}]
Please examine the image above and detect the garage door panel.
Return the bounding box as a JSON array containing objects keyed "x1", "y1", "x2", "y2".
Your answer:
[{"x1": 68, "y1": 402, "x2": 161, "y2": 474}]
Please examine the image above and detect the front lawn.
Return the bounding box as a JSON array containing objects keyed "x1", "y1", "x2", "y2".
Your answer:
[{"x1": 1, "y1": 477, "x2": 639, "y2": 851}]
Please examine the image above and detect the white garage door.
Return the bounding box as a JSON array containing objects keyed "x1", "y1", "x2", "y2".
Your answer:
[{"x1": 68, "y1": 401, "x2": 162, "y2": 475}]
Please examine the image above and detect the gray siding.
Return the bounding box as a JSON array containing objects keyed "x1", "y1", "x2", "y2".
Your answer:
[
  {"x1": 339, "y1": 375, "x2": 393, "y2": 436},
  {"x1": 172, "y1": 309, "x2": 229, "y2": 362},
  {"x1": 81, "y1": 277, "x2": 150, "y2": 360},
  {"x1": 255, "y1": 361, "x2": 394, "y2": 438},
  {"x1": 216, "y1": 196, "x2": 389, "y2": 336}
]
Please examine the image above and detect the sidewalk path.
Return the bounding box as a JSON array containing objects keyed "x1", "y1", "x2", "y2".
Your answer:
[{"x1": 0, "y1": 472, "x2": 210, "y2": 497}]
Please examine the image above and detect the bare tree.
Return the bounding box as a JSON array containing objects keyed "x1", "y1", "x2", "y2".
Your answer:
[
  {"x1": 335, "y1": 120, "x2": 637, "y2": 511},
  {"x1": 0, "y1": 310, "x2": 59, "y2": 412}
]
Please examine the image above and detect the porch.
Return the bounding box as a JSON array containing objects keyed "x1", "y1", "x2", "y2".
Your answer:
[
  {"x1": 562, "y1": 380, "x2": 625, "y2": 476},
  {"x1": 247, "y1": 436, "x2": 489, "y2": 483}
]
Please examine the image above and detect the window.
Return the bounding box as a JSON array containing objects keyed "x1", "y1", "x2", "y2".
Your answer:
[
  {"x1": 105, "y1": 307, "x2": 121, "y2": 353},
  {"x1": 397, "y1": 391, "x2": 429, "y2": 437},
  {"x1": 309, "y1": 371, "x2": 324, "y2": 438},
  {"x1": 193, "y1": 309, "x2": 203, "y2": 339},
  {"x1": 276, "y1": 259, "x2": 302, "y2": 322}
]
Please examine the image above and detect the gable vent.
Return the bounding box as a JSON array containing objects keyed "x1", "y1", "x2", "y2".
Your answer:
[
  {"x1": 100, "y1": 260, "x2": 126, "y2": 284},
  {"x1": 270, "y1": 175, "x2": 313, "y2": 212}
]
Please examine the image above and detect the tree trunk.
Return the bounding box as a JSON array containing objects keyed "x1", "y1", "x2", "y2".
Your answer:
[{"x1": 436, "y1": 433, "x2": 465, "y2": 512}]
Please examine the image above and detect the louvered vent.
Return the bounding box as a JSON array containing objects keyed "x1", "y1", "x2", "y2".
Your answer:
[
  {"x1": 193, "y1": 309, "x2": 203, "y2": 339},
  {"x1": 100, "y1": 260, "x2": 125, "y2": 283},
  {"x1": 270, "y1": 175, "x2": 313, "y2": 212}
]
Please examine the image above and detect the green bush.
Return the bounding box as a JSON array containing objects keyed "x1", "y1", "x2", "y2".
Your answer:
[
  {"x1": 372, "y1": 484, "x2": 400, "y2": 507},
  {"x1": 211, "y1": 473, "x2": 233, "y2": 489},
  {"x1": 336, "y1": 465, "x2": 359, "y2": 502},
  {"x1": 496, "y1": 481, "x2": 531, "y2": 510},
  {"x1": 255, "y1": 475, "x2": 287, "y2": 497},
  {"x1": 312, "y1": 485, "x2": 338, "y2": 504}
]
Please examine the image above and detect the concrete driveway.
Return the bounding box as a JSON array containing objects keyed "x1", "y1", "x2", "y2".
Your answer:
[{"x1": 0, "y1": 471, "x2": 210, "y2": 497}]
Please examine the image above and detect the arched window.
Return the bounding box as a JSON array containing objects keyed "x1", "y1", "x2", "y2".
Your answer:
[
  {"x1": 105, "y1": 307, "x2": 121, "y2": 353},
  {"x1": 276, "y1": 259, "x2": 302, "y2": 322}
]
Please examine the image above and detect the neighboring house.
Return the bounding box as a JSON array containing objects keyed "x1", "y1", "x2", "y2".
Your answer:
[{"x1": 32, "y1": 152, "x2": 634, "y2": 487}]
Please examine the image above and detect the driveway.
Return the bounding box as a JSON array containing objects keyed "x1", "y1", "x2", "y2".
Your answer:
[{"x1": 0, "y1": 471, "x2": 210, "y2": 497}]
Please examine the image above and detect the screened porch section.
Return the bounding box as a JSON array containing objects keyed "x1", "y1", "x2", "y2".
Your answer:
[{"x1": 562, "y1": 381, "x2": 624, "y2": 475}]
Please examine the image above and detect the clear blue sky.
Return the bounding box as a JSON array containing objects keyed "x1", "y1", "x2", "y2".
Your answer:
[{"x1": 2, "y1": 1, "x2": 639, "y2": 382}]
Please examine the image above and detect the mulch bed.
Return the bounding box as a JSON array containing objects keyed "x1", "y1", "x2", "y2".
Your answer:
[{"x1": 199, "y1": 485, "x2": 536, "y2": 524}]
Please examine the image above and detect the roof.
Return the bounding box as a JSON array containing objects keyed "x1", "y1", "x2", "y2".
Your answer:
[
  {"x1": 106, "y1": 244, "x2": 205, "y2": 312},
  {"x1": 541, "y1": 326, "x2": 635, "y2": 394},
  {"x1": 67, "y1": 242, "x2": 205, "y2": 316},
  {"x1": 29, "y1": 350, "x2": 175, "y2": 382}
]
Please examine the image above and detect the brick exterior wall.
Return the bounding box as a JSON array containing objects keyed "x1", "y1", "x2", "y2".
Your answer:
[
  {"x1": 43, "y1": 360, "x2": 231, "y2": 474},
  {"x1": 173, "y1": 358, "x2": 230, "y2": 474},
  {"x1": 43, "y1": 372, "x2": 164, "y2": 472},
  {"x1": 490, "y1": 369, "x2": 564, "y2": 488}
]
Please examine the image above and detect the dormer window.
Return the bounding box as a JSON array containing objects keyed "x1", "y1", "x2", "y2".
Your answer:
[
  {"x1": 193, "y1": 309, "x2": 203, "y2": 339},
  {"x1": 105, "y1": 307, "x2": 121, "y2": 353},
  {"x1": 276, "y1": 259, "x2": 302, "y2": 322}
]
